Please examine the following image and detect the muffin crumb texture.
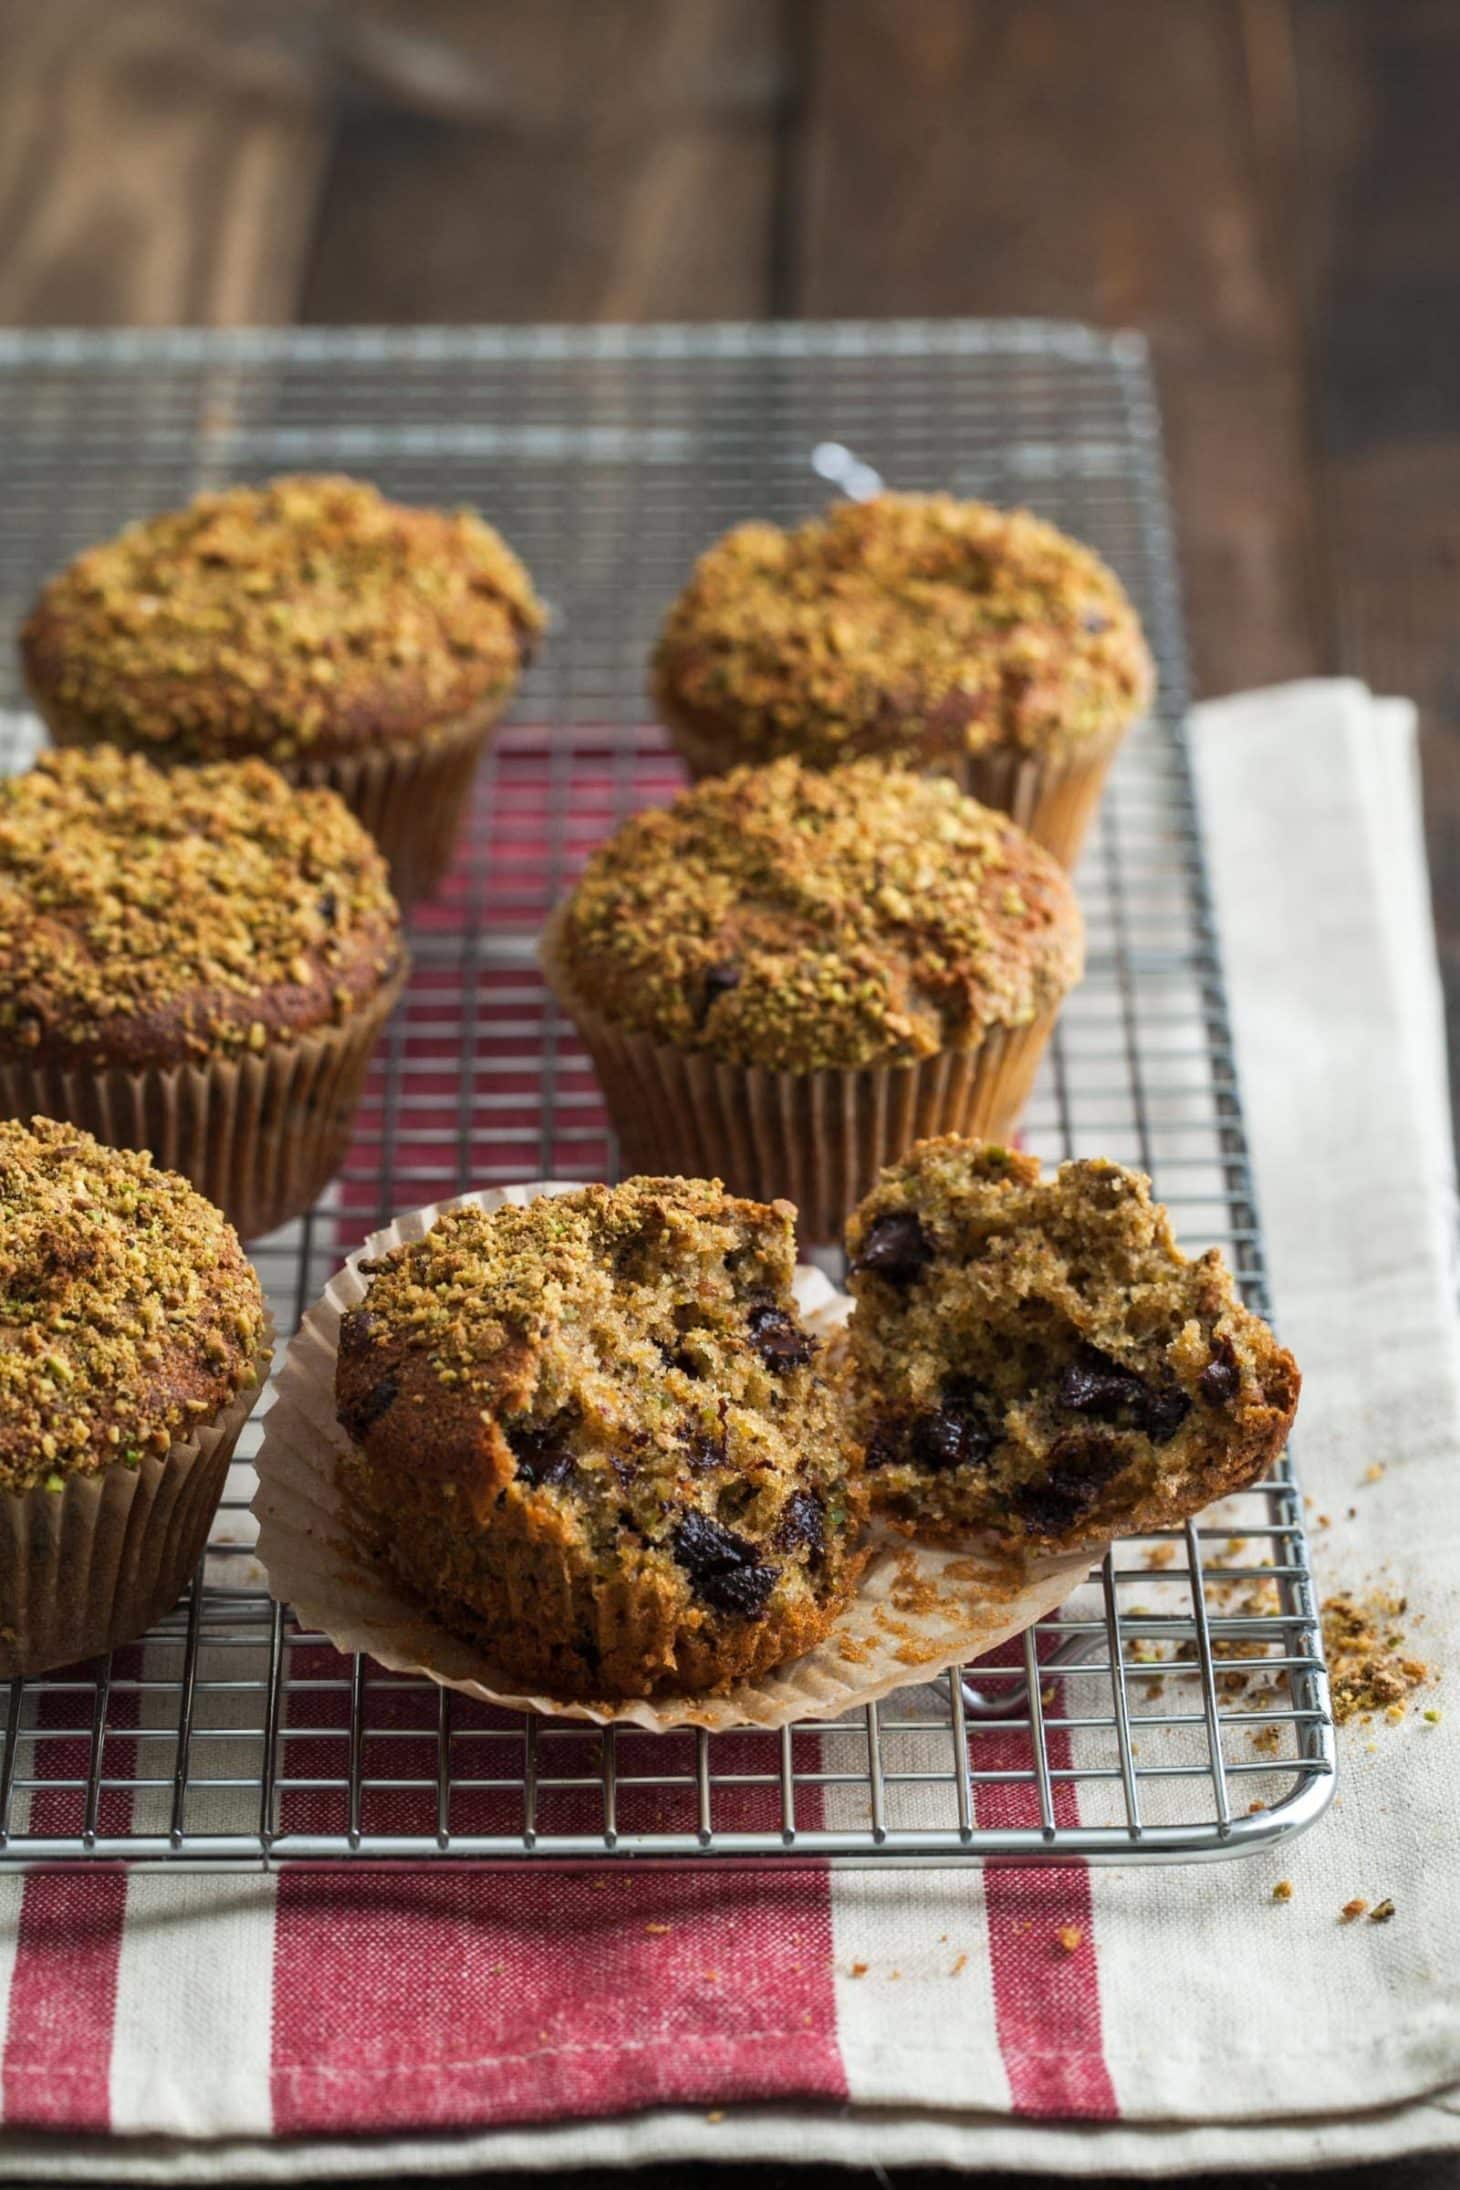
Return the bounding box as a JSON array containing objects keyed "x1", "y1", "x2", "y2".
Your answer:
[
  {"x1": 0, "y1": 747, "x2": 402, "y2": 1067},
  {"x1": 22, "y1": 473, "x2": 544, "y2": 764},
  {"x1": 335, "y1": 1178, "x2": 869, "y2": 1701},
  {"x1": 556, "y1": 757, "x2": 1082, "y2": 1071},
  {"x1": 845, "y1": 1138, "x2": 1299, "y2": 1550},
  {"x1": 654, "y1": 493, "x2": 1153, "y2": 771},
  {"x1": 0, "y1": 1117, "x2": 266, "y2": 1495}
]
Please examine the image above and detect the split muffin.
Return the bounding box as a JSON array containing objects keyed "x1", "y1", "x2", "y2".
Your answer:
[
  {"x1": 542, "y1": 758, "x2": 1083, "y2": 1241},
  {"x1": 653, "y1": 493, "x2": 1154, "y2": 867},
  {"x1": 845, "y1": 1137, "x2": 1300, "y2": 1551},
  {"x1": 0, "y1": 747, "x2": 406, "y2": 1239},
  {"x1": 0, "y1": 1117, "x2": 269, "y2": 1675},
  {"x1": 20, "y1": 473, "x2": 545, "y2": 904},
  {"x1": 335, "y1": 1177, "x2": 868, "y2": 1702}
]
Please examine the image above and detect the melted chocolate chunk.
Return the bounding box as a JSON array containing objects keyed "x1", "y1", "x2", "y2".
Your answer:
[
  {"x1": 864, "y1": 1419, "x2": 904, "y2": 1470},
  {"x1": 1199, "y1": 1345, "x2": 1240, "y2": 1407},
  {"x1": 672, "y1": 1510, "x2": 779, "y2": 1617},
  {"x1": 855, "y1": 1210, "x2": 933, "y2": 1287},
  {"x1": 746, "y1": 1300, "x2": 815, "y2": 1373},
  {"x1": 1142, "y1": 1386, "x2": 1192, "y2": 1445},
  {"x1": 691, "y1": 959, "x2": 741, "y2": 1029},
  {"x1": 1058, "y1": 1344, "x2": 1190, "y2": 1444},
  {"x1": 317, "y1": 888, "x2": 339, "y2": 926},
  {"x1": 911, "y1": 1377, "x2": 997, "y2": 1474},
  {"x1": 1016, "y1": 1435, "x2": 1125, "y2": 1536},
  {"x1": 775, "y1": 1488, "x2": 825, "y2": 1560},
  {"x1": 507, "y1": 1418, "x2": 580, "y2": 1490},
  {"x1": 339, "y1": 1371, "x2": 399, "y2": 1444},
  {"x1": 337, "y1": 1308, "x2": 381, "y2": 1359}
]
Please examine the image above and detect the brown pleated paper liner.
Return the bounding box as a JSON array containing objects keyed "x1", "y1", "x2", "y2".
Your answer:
[
  {"x1": 251, "y1": 1183, "x2": 1091, "y2": 1734},
  {"x1": 661, "y1": 696, "x2": 1131, "y2": 872},
  {"x1": 38, "y1": 693, "x2": 506, "y2": 910},
  {"x1": 539, "y1": 908, "x2": 1058, "y2": 1244},
  {"x1": 0, "y1": 967, "x2": 404, "y2": 1244},
  {"x1": 0, "y1": 1325, "x2": 272, "y2": 1679}
]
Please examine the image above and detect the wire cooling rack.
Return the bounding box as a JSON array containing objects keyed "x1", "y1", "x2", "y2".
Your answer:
[{"x1": 0, "y1": 323, "x2": 1335, "y2": 1869}]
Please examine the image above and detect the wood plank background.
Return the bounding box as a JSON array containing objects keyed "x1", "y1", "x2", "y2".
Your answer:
[{"x1": 0, "y1": 5, "x2": 1456, "y2": 2185}]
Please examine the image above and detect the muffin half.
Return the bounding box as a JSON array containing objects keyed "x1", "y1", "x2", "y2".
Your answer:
[
  {"x1": 542, "y1": 758, "x2": 1083, "y2": 1240},
  {"x1": 0, "y1": 1118, "x2": 269, "y2": 1675},
  {"x1": 334, "y1": 1177, "x2": 868, "y2": 1701},
  {"x1": 653, "y1": 494, "x2": 1154, "y2": 867},
  {"x1": 0, "y1": 747, "x2": 406, "y2": 1238},
  {"x1": 21, "y1": 474, "x2": 545, "y2": 903},
  {"x1": 845, "y1": 1138, "x2": 1300, "y2": 1551}
]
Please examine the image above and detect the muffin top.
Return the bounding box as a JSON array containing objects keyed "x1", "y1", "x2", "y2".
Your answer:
[
  {"x1": 653, "y1": 493, "x2": 1154, "y2": 769},
  {"x1": 0, "y1": 1118, "x2": 267, "y2": 1494},
  {"x1": 20, "y1": 473, "x2": 545, "y2": 764},
  {"x1": 0, "y1": 747, "x2": 404, "y2": 1068},
  {"x1": 552, "y1": 758, "x2": 1083, "y2": 1071},
  {"x1": 336, "y1": 1178, "x2": 863, "y2": 1663}
]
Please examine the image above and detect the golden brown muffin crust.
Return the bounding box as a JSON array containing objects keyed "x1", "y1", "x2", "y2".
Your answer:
[
  {"x1": 554, "y1": 758, "x2": 1083, "y2": 1071},
  {"x1": 21, "y1": 474, "x2": 545, "y2": 765},
  {"x1": 845, "y1": 1137, "x2": 1300, "y2": 1551},
  {"x1": 0, "y1": 1117, "x2": 267, "y2": 1494},
  {"x1": 0, "y1": 747, "x2": 405, "y2": 1069},
  {"x1": 336, "y1": 1178, "x2": 868, "y2": 1701},
  {"x1": 653, "y1": 493, "x2": 1154, "y2": 772}
]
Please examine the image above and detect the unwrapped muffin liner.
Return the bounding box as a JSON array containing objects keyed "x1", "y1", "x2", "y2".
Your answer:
[
  {"x1": 0, "y1": 967, "x2": 404, "y2": 1243},
  {"x1": 539, "y1": 907, "x2": 1058, "y2": 1242},
  {"x1": 0, "y1": 1325, "x2": 272, "y2": 1679},
  {"x1": 251, "y1": 1184, "x2": 1091, "y2": 1733}
]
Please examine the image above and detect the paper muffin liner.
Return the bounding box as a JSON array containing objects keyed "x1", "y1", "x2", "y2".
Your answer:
[
  {"x1": 0, "y1": 1325, "x2": 272, "y2": 1680},
  {"x1": 38, "y1": 692, "x2": 507, "y2": 911},
  {"x1": 0, "y1": 966, "x2": 404, "y2": 1243},
  {"x1": 661, "y1": 697, "x2": 1131, "y2": 872},
  {"x1": 251, "y1": 1183, "x2": 1091, "y2": 1733},
  {"x1": 540, "y1": 907, "x2": 1058, "y2": 1244}
]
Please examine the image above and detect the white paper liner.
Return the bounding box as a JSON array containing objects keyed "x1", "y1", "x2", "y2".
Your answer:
[{"x1": 252, "y1": 1182, "x2": 1091, "y2": 1731}]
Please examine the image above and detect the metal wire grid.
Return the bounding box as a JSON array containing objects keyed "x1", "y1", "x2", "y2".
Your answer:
[{"x1": 0, "y1": 323, "x2": 1335, "y2": 1868}]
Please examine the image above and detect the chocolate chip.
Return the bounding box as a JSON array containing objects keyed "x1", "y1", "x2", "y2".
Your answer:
[
  {"x1": 775, "y1": 1488, "x2": 825, "y2": 1560},
  {"x1": 336, "y1": 1308, "x2": 380, "y2": 1358},
  {"x1": 1015, "y1": 1435, "x2": 1124, "y2": 1536},
  {"x1": 1142, "y1": 1386, "x2": 1192, "y2": 1445},
  {"x1": 338, "y1": 1372, "x2": 398, "y2": 1444},
  {"x1": 507, "y1": 1418, "x2": 579, "y2": 1490},
  {"x1": 911, "y1": 1378, "x2": 997, "y2": 1474},
  {"x1": 1199, "y1": 1345, "x2": 1240, "y2": 1406},
  {"x1": 672, "y1": 1510, "x2": 779, "y2": 1617},
  {"x1": 317, "y1": 888, "x2": 339, "y2": 925},
  {"x1": 692, "y1": 959, "x2": 741, "y2": 1029},
  {"x1": 854, "y1": 1210, "x2": 933, "y2": 1287},
  {"x1": 681, "y1": 1423, "x2": 726, "y2": 1474},
  {"x1": 864, "y1": 1419, "x2": 904, "y2": 1470},
  {"x1": 746, "y1": 1300, "x2": 815, "y2": 1373}
]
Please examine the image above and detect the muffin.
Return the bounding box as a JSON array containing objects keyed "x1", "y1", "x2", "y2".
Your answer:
[
  {"x1": 20, "y1": 474, "x2": 545, "y2": 904},
  {"x1": 844, "y1": 1138, "x2": 1300, "y2": 1551},
  {"x1": 652, "y1": 494, "x2": 1154, "y2": 867},
  {"x1": 541, "y1": 758, "x2": 1083, "y2": 1241},
  {"x1": 334, "y1": 1176, "x2": 868, "y2": 1702},
  {"x1": 0, "y1": 747, "x2": 406, "y2": 1240},
  {"x1": 0, "y1": 1117, "x2": 269, "y2": 1675}
]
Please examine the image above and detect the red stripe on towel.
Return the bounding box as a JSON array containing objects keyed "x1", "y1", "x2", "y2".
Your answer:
[
  {"x1": 2, "y1": 1649, "x2": 141, "y2": 2130},
  {"x1": 972, "y1": 1638, "x2": 1118, "y2": 2120}
]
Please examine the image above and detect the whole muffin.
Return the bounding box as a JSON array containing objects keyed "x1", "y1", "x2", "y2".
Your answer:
[
  {"x1": 20, "y1": 474, "x2": 545, "y2": 904},
  {"x1": 845, "y1": 1138, "x2": 1300, "y2": 1551},
  {"x1": 653, "y1": 494, "x2": 1154, "y2": 867},
  {"x1": 335, "y1": 1178, "x2": 868, "y2": 1702},
  {"x1": 542, "y1": 758, "x2": 1083, "y2": 1240},
  {"x1": 0, "y1": 1117, "x2": 270, "y2": 1674},
  {"x1": 0, "y1": 747, "x2": 406, "y2": 1238}
]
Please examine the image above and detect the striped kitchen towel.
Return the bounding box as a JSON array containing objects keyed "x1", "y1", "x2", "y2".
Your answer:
[{"x1": 0, "y1": 682, "x2": 1456, "y2": 2180}]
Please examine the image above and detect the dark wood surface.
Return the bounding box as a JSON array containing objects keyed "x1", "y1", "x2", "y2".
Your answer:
[{"x1": 0, "y1": 3, "x2": 1456, "y2": 2183}]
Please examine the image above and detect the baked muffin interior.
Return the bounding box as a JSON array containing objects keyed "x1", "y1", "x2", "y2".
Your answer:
[
  {"x1": 846, "y1": 1138, "x2": 1300, "y2": 1551},
  {"x1": 336, "y1": 1178, "x2": 866, "y2": 1698}
]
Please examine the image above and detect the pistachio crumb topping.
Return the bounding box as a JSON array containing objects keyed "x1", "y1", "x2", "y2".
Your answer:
[
  {"x1": 0, "y1": 1118, "x2": 266, "y2": 1494},
  {"x1": 21, "y1": 474, "x2": 545, "y2": 764},
  {"x1": 557, "y1": 758, "x2": 1083, "y2": 1070},
  {"x1": 653, "y1": 493, "x2": 1154, "y2": 769},
  {"x1": 0, "y1": 747, "x2": 404, "y2": 1067}
]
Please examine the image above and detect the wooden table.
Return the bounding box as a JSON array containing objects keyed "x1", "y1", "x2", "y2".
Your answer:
[{"x1": 0, "y1": 3, "x2": 1455, "y2": 2184}]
